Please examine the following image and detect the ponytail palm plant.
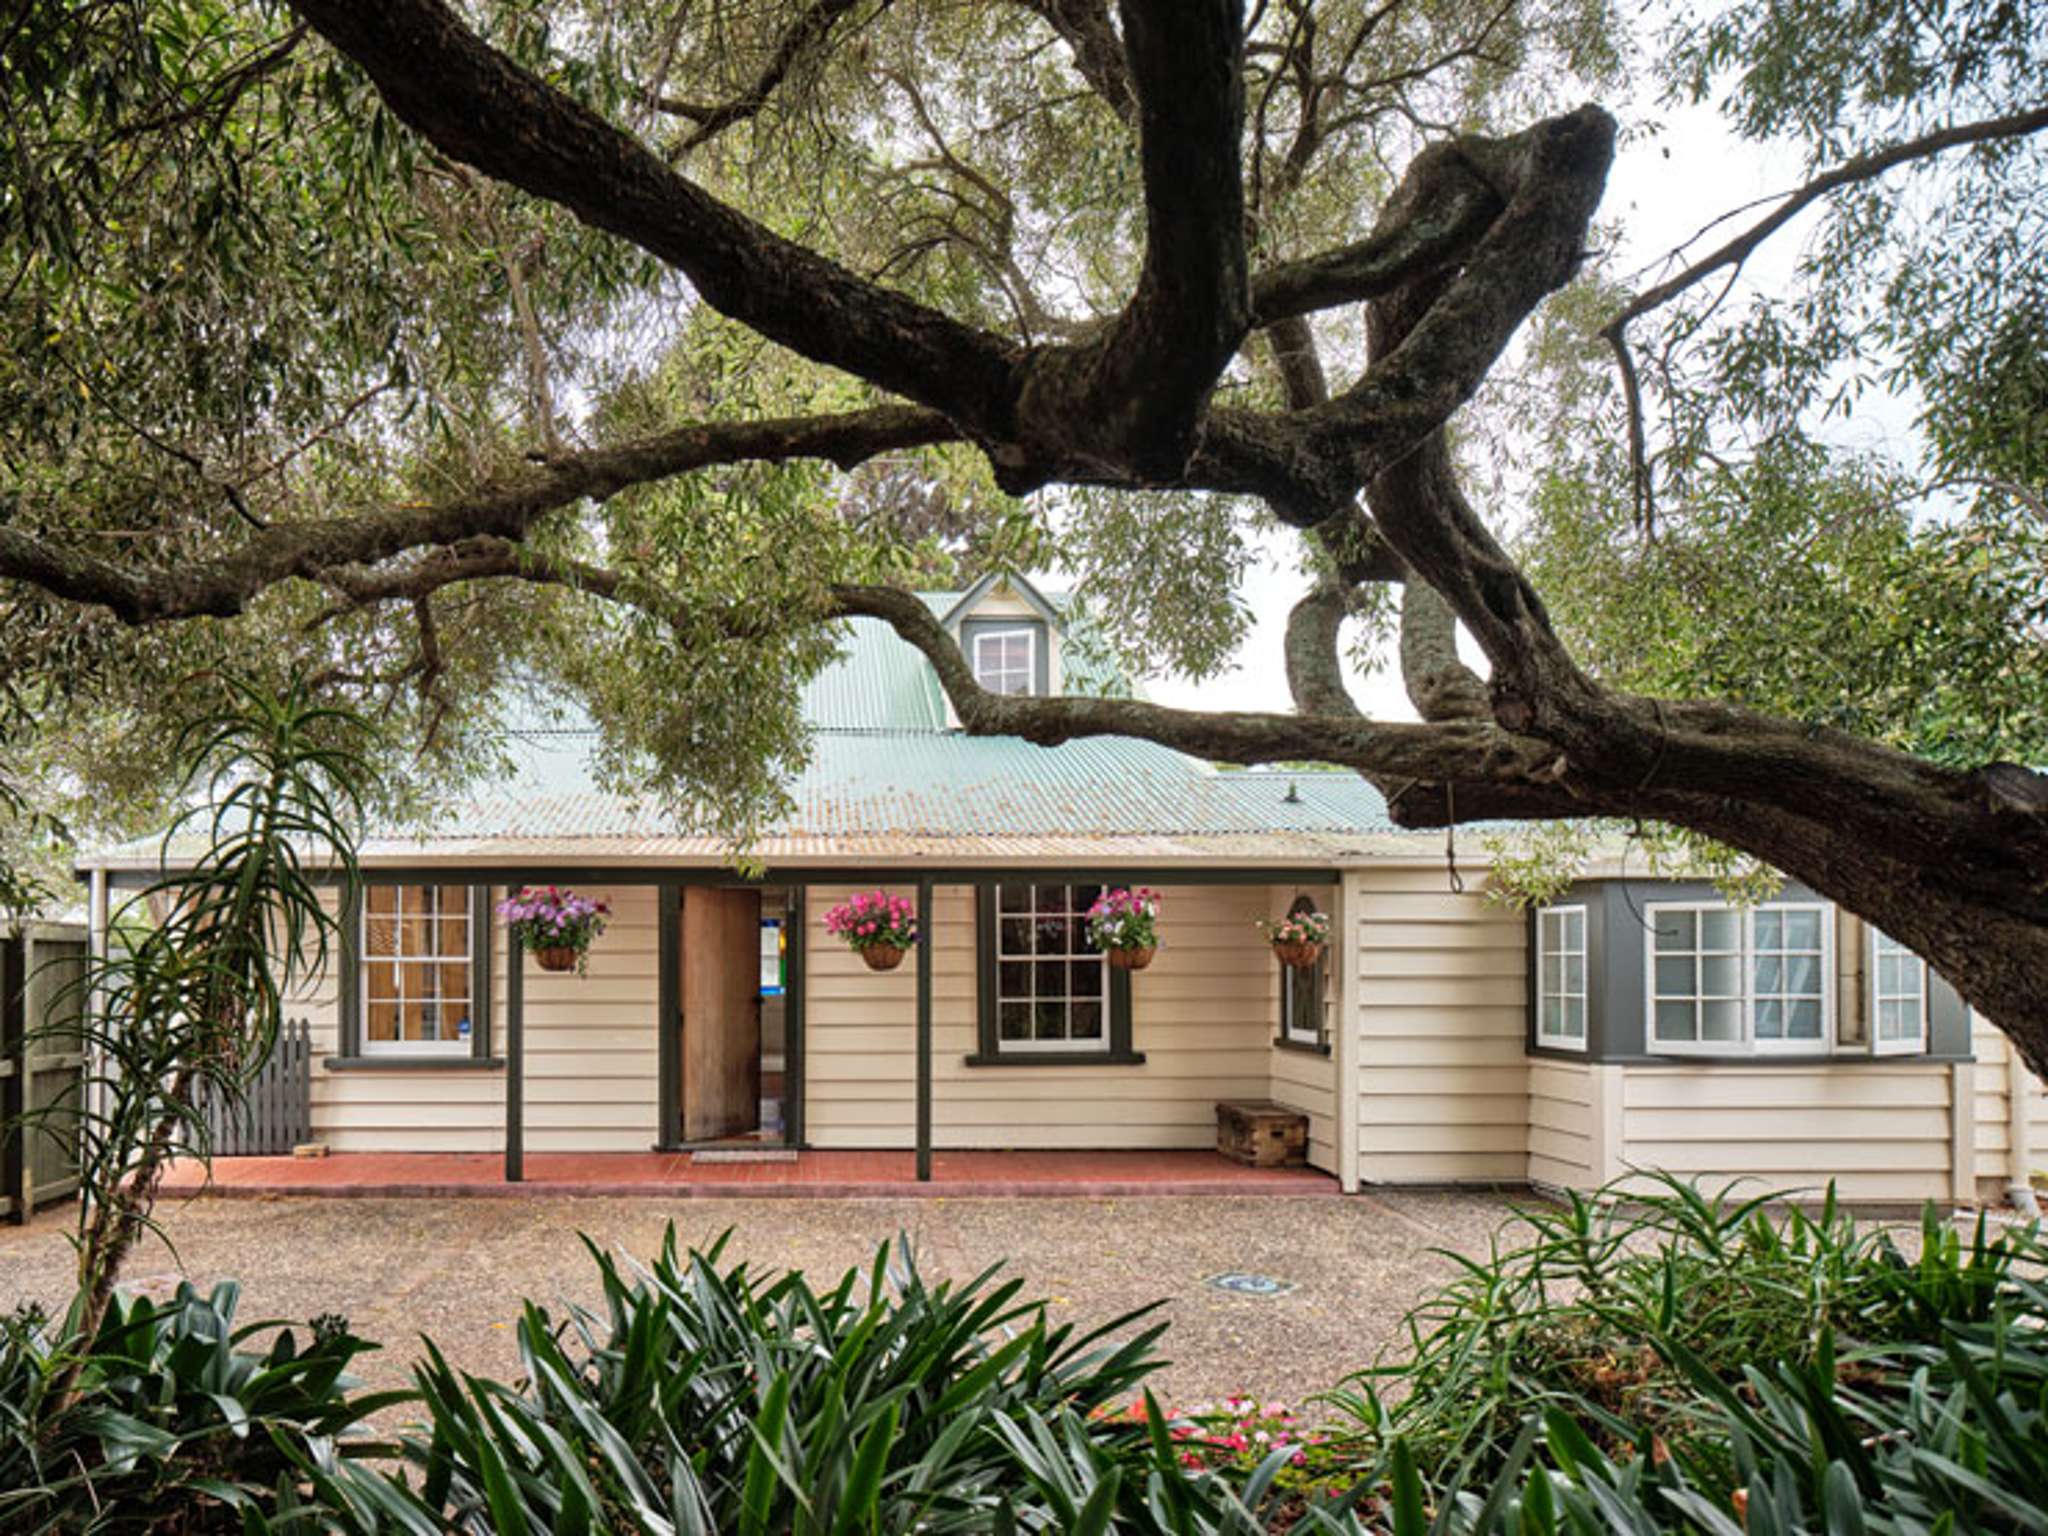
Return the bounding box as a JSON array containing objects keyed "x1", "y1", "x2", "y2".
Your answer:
[{"x1": 45, "y1": 674, "x2": 369, "y2": 1410}]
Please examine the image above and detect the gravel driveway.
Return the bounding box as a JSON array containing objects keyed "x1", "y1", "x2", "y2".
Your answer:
[{"x1": 0, "y1": 1189, "x2": 1531, "y2": 1410}]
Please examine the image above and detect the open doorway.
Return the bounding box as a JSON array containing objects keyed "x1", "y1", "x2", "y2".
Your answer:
[{"x1": 678, "y1": 886, "x2": 792, "y2": 1145}]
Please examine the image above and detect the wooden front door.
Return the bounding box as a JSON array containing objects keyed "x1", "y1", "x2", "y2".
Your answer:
[{"x1": 681, "y1": 887, "x2": 762, "y2": 1141}]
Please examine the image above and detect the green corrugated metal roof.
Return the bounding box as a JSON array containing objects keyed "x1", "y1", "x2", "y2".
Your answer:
[
  {"x1": 431, "y1": 730, "x2": 1390, "y2": 840},
  {"x1": 85, "y1": 586, "x2": 1399, "y2": 862}
]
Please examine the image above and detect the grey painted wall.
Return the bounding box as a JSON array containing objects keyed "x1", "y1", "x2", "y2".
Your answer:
[{"x1": 1527, "y1": 879, "x2": 1972, "y2": 1065}]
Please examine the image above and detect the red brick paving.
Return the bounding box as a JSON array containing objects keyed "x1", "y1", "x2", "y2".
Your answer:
[{"x1": 159, "y1": 1149, "x2": 1338, "y2": 1200}]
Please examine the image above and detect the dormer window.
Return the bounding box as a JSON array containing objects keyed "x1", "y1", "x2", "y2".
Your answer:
[{"x1": 972, "y1": 627, "x2": 1037, "y2": 695}]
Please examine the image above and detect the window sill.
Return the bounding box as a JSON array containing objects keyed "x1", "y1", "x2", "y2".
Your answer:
[
  {"x1": 324, "y1": 1055, "x2": 504, "y2": 1072},
  {"x1": 963, "y1": 1050, "x2": 1147, "y2": 1068},
  {"x1": 1271, "y1": 1036, "x2": 1331, "y2": 1057}
]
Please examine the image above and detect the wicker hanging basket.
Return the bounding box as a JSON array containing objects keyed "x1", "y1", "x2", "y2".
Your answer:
[
  {"x1": 536, "y1": 945, "x2": 580, "y2": 973},
  {"x1": 861, "y1": 945, "x2": 909, "y2": 972},
  {"x1": 1105, "y1": 945, "x2": 1156, "y2": 971},
  {"x1": 1272, "y1": 940, "x2": 1324, "y2": 971}
]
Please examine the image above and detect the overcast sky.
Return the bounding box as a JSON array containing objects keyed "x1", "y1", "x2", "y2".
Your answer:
[{"x1": 1140, "y1": 97, "x2": 1909, "y2": 720}]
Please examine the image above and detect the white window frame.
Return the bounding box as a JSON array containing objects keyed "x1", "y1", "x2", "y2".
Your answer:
[
  {"x1": 1643, "y1": 901, "x2": 1836, "y2": 1058},
  {"x1": 361, "y1": 883, "x2": 474, "y2": 1057},
  {"x1": 1280, "y1": 956, "x2": 1326, "y2": 1048},
  {"x1": 992, "y1": 883, "x2": 1109, "y2": 1054},
  {"x1": 1535, "y1": 904, "x2": 1589, "y2": 1052},
  {"x1": 1868, "y1": 928, "x2": 1929, "y2": 1057},
  {"x1": 972, "y1": 627, "x2": 1037, "y2": 696}
]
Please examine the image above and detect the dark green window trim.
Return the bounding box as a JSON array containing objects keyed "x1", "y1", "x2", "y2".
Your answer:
[
  {"x1": 336, "y1": 880, "x2": 494, "y2": 1064},
  {"x1": 324, "y1": 1056, "x2": 506, "y2": 1071},
  {"x1": 1271, "y1": 1035, "x2": 1332, "y2": 1058},
  {"x1": 971, "y1": 886, "x2": 1140, "y2": 1065}
]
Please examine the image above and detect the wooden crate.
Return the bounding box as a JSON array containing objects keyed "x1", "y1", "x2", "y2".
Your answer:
[{"x1": 1215, "y1": 1099, "x2": 1309, "y2": 1168}]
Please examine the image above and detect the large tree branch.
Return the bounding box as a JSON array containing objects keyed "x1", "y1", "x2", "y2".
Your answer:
[
  {"x1": 286, "y1": 0, "x2": 1023, "y2": 436},
  {"x1": 834, "y1": 583, "x2": 1562, "y2": 783},
  {"x1": 1010, "y1": 0, "x2": 1250, "y2": 482},
  {"x1": 0, "y1": 406, "x2": 954, "y2": 623},
  {"x1": 1017, "y1": 0, "x2": 1137, "y2": 123}
]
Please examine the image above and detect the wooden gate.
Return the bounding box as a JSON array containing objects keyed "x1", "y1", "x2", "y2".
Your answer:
[
  {"x1": 1, "y1": 926, "x2": 89, "y2": 1224},
  {"x1": 200, "y1": 1017, "x2": 313, "y2": 1156}
]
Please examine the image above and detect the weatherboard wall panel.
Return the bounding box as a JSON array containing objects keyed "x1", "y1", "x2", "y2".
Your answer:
[
  {"x1": 1615, "y1": 1063, "x2": 1957, "y2": 1202},
  {"x1": 1352, "y1": 872, "x2": 1531, "y2": 1187},
  {"x1": 296, "y1": 888, "x2": 509, "y2": 1154},
  {"x1": 520, "y1": 885, "x2": 661, "y2": 1153},
  {"x1": 804, "y1": 883, "x2": 1291, "y2": 1151}
]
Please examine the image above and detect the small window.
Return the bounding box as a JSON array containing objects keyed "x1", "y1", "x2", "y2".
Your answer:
[
  {"x1": 1870, "y1": 929, "x2": 1928, "y2": 1056},
  {"x1": 1535, "y1": 906, "x2": 1588, "y2": 1050},
  {"x1": 363, "y1": 883, "x2": 474, "y2": 1054},
  {"x1": 972, "y1": 628, "x2": 1036, "y2": 695},
  {"x1": 1645, "y1": 902, "x2": 1834, "y2": 1057},
  {"x1": 993, "y1": 883, "x2": 1105, "y2": 1052},
  {"x1": 1278, "y1": 896, "x2": 1328, "y2": 1049}
]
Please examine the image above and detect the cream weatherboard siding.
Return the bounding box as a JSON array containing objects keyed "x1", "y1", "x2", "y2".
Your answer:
[
  {"x1": 1969, "y1": 1011, "x2": 2048, "y2": 1203},
  {"x1": 299, "y1": 887, "x2": 506, "y2": 1154},
  {"x1": 803, "y1": 883, "x2": 1310, "y2": 1153},
  {"x1": 1610, "y1": 1065, "x2": 1960, "y2": 1205},
  {"x1": 300, "y1": 883, "x2": 659, "y2": 1155},
  {"x1": 1352, "y1": 869, "x2": 1530, "y2": 1186},
  {"x1": 1527, "y1": 1060, "x2": 1596, "y2": 1191},
  {"x1": 521, "y1": 884, "x2": 661, "y2": 1153}
]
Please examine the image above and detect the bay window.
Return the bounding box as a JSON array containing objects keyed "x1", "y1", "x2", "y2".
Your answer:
[
  {"x1": 1647, "y1": 902, "x2": 1831, "y2": 1055},
  {"x1": 1535, "y1": 905, "x2": 1588, "y2": 1050},
  {"x1": 1870, "y1": 929, "x2": 1928, "y2": 1055}
]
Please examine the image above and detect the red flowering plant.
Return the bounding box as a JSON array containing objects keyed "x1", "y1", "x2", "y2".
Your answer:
[
  {"x1": 821, "y1": 889, "x2": 918, "y2": 952},
  {"x1": 1089, "y1": 1393, "x2": 1360, "y2": 1495},
  {"x1": 1084, "y1": 886, "x2": 1162, "y2": 951},
  {"x1": 496, "y1": 885, "x2": 610, "y2": 973},
  {"x1": 1257, "y1": 909, "x2": 1331, "y2": 948}
]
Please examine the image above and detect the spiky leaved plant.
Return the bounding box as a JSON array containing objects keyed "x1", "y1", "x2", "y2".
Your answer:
[{"x1": 42, "y1": 673, "x2": 366, "y2": 1414}]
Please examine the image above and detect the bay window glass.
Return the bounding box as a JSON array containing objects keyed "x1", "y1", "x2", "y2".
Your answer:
[
  {"x1": 363, "y1": 883, "x2": 473, "y2": 1053},
  {"x1": 1536, "y1": 906, "x2": 1588, "y2": 1049},
  {"x1": 1870, "y1": 929, "x2": 1928, "y2": 1055},
  {"x1": 994, "y1": 883, "x2": 1106, "y2": 1051},
  {"x1": 1647, "y1": 903, "x2": 1833, "y2": 1055}
]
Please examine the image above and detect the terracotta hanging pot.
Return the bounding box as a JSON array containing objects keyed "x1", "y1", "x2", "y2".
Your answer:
[
  {"x1": 1272, "y1": 940, "x2": 1324, "y2": 971},
  {"x1": 861, "y1": 945, "x2": 909, "y2": 972},
  {"x1": 536, "y1": 945, "x2": 580, "y2": 973},
  {"x1": 1106, "y1": 945, "x2": 1156, "y2": 971}
]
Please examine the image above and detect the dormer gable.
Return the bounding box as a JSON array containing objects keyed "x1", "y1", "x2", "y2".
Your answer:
[{"x1": 942, "y1": 573, "x2": 1064, "y2": 701}]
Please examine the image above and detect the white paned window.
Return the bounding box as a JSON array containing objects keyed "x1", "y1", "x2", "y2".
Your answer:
[
  {"x1": 972, "y1": 628, "x2": 1036, "y2": 695},
  {"x1": 1870, "y1": 929, "x2": 1928, "y2": 1055},
  {"x1": 362, "y1": 883, "x2": 473, "y2": 1055},
  {"x1": 1646, "y1": 902, "x2": 1834, "y2": 1056},
  {"x1": 1536, "y1": 906, "x2": 1588, "y2": 1050},
  {"x1": 1281, "y1": 955, "x2": 1326, "y2": 1047},
  {"x1": 994, "y1": 883, "x2": 1106, "y2": 1051}
]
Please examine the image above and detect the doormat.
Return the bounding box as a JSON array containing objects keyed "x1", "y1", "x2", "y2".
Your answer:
[
  {"x1": 691, "y1": 1149, "x2": 800, "y2": 1164},
  {"x1": 1203, "y1": 1271, "x2": 1297, "y2": 1298}
]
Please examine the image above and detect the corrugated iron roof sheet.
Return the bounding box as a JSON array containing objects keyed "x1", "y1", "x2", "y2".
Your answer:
[
  {"x1": 440, "y1": 731, "x2": 1392, "y2": 841},
  {"x1": 84, "y1": 589, "x2": 1409, "y2": 868}
]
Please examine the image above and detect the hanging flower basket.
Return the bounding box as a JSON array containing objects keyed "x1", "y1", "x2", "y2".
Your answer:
[
  {"x1": 1087, "y1": 888, "x2": 1161, "y2": 972},
  {"x1": 823, "y1": 890, "x2": 918, "y2": 971},
  {"x1": 1260, "y1": 907, "x2": 1331, "y2": 971},
  {"x1": 498, "y1": 886, "x2": 611, "y2": 977}
]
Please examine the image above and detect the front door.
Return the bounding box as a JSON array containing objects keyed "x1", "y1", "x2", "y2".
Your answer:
[{"x1": 681, "y1": 887, "x2": 763, "y2": 1141}]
